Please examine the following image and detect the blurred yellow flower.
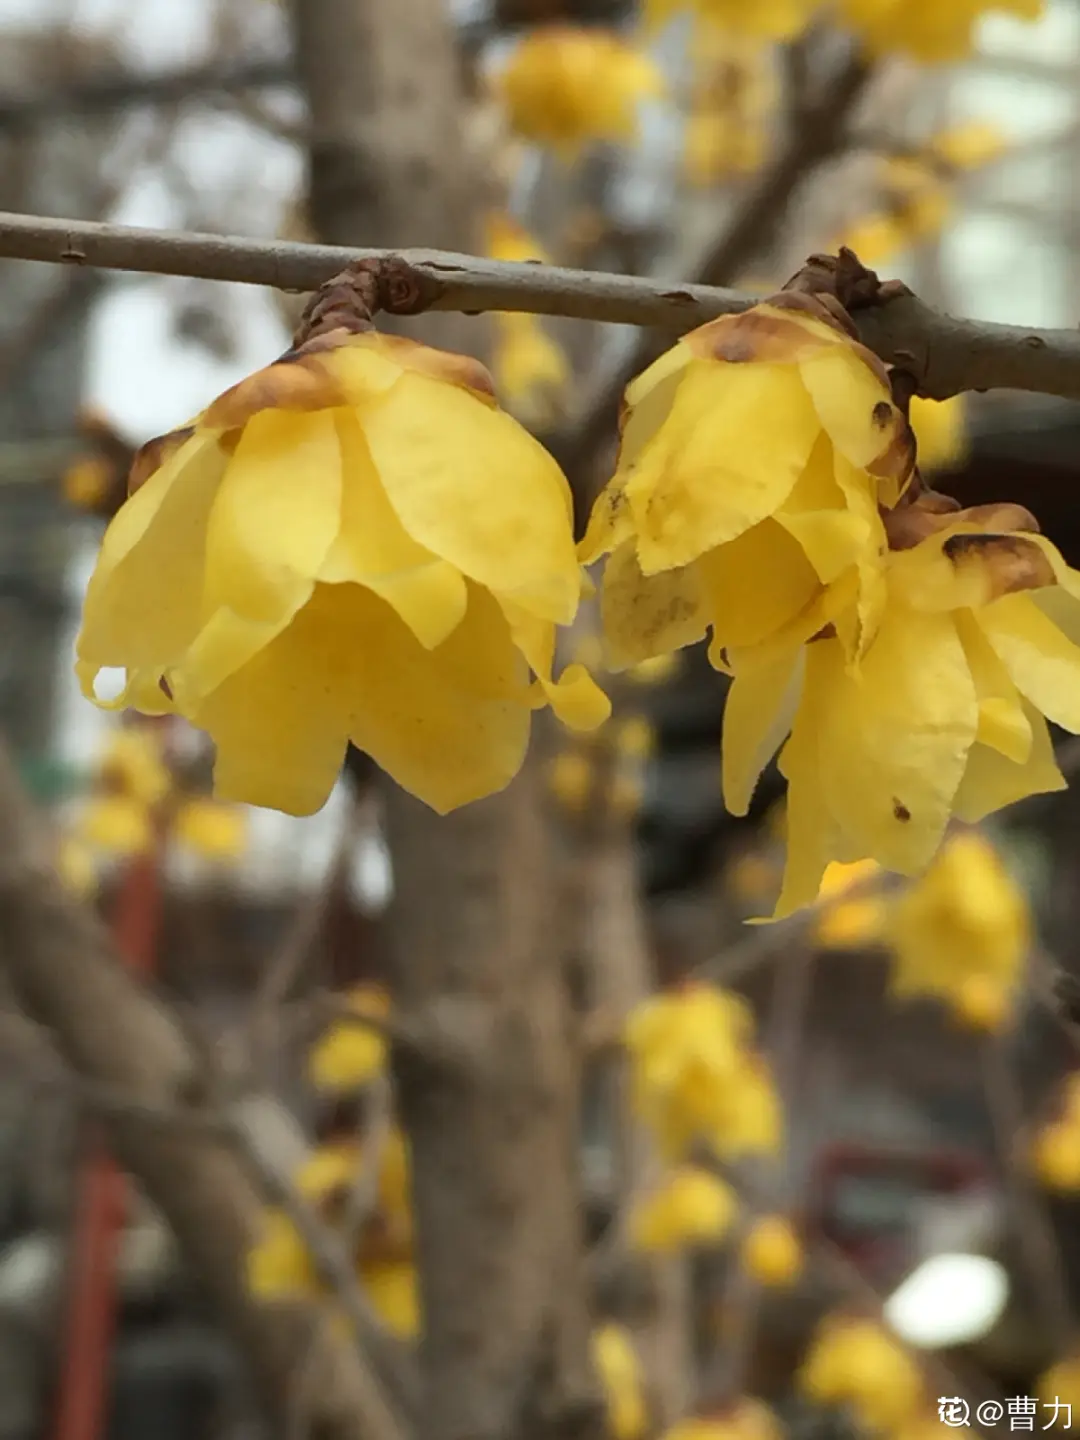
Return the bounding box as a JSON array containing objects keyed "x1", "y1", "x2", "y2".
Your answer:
[
  {"x1": 813, "y1": 859, "x2": 886, "y2": 949},
  {"x1": 646, "y1": 0, "x2": 815, "y2": 38},
  {"x1": 56, "y1": 835, "x2": 98, "y2": 898},
  {"x1": 1037, "y1": 1355, "x2": 1080, "y2": 1425},
  {"x1": 361, "y1": 1259, "x2": 420, "y2": 1339},
  {"x1": 492, "y1": 313, "x2": 570, "y2": 429},
  {"x1": 799, "y1": 1314, "x2": 923, "y2": 1433},
  {"x1": 496, "y1": 27, "x2": 663, "y2": 156},
  {"x1": 614, "y1": 716, "x2": 656, "y2": 760},
  {"x1": 725, "y1": 850, "x2": 781, "y2": 908},
  {"x1": 910, "y1": 395, "x2": 967, "y2": 476},
  {"x1": 297, "y1": 1142, "x2": 362, "y2": 1200},
  {"x1": 609, "y1": 770, "x2": 646, "y2": 820},
  {"x1": 247, "y1": 1210, "x2": 317, "y2": 1298},
  {"x1": 1032, "y1": 1121, "x2": 1080, "y2": 1193},
  {"x1": 547, "y1": 748, "x2": 595, "y2": 812},
  {"x1": 628, "y1": 653, "x2": 679, "y2": 685},
  {"x1": 593, "y1": 1324, "x2": 648, "y2": 1440},
  {"x1": 172, "y1": 797, "x2": 247, "y2": 861},
  {"x1": 629, "y1": 1166, "x2": 738, "y2": 1253},
  {"x1": 839, "y1": 0, "x2": 1043, "y2": 62},
  {"x1": 98, "y1": 726, "x2": 171, "y2": 806},
  {"x1": 741, "y1": 1215, "x2": 803, "y2": 1287},
  {"x1": 485, "y1": 211, "x2": 552, "y2": 265},
  {"x1": 886, "y1": 831, "x2": 1030, "y2": 1028},
  {"x1": 308, "y1": 985, "x2": 391, "y2": 1091},
  {"x1": 663, "y1": 1399, "x2": 783, "y2": 1440},
  {"x1": 63, "y1": 455, "x2": 114, "y2": 511},
  {"x1": 77, "y1": 328, "x2": 607, "y2": 818},
  {"x1": 626, "y1": 985, "x2": 782, "y2": 1159},
  {"x1": 79, "y1": 794, "x2": 154, "y2": 856},
  {"x1": 930, "y1": 120, "x2": 1008, "y2": 171}
]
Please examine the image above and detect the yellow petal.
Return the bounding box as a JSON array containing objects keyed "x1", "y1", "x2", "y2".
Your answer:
[
  {"x1": 362, "y1": 371, "x2": 580, "y2": 622},
  {"x1": 76, "y1": 433, "x2": 226, "y2": 694},
  {"x1": 775, "y1": 437, "x2": 871, "y2": 584},
  {"x1": 953, "y1": 704, "x2": 1066, "y2": 823},
  {"x1": 502, "y1": 600, "x2": 611, "y2": 729},
  {"x1": 319, "y1": 411, "x2": 467, "y2": 648},
  {"x1": 697, "y1": 518, "x2": 821, "y2": 655},
  {"x1": 773, "y1": 655, "x2": 834, "y2": 917},
  {"x1": 797, "y1": 346, "x2": 900, "y2": 471},
  {"x1": 954, "y1": 608, "x2": 1032, "y2": 763},
  {"x1": 978, "y1": 592, "x2": 1080, "y2": 734},
  {"x1": 625, "y1": 360, "x2": 822, "y2": 573},
  {"x1": 722, "y1": 643, "x2": 803, "y2": 816},
  {"x1": 579, "y1": 472, "x2": 635, "y2": 566},
  {"x1": 599, "y1": 541, "x2": 708, "y2": 668},
  {"x1": 812, "y1": 607, "x2": 979, "y2": 874}
]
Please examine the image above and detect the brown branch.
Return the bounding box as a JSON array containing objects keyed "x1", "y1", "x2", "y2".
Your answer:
[
  {"x1": 0, "y1": 57, "x2": 294, "y2": 129},
  {"x1": 0, "y1": 741, "x2": 405, "y2": 1440},
  {"x1": 1, "y1": 211, "x2": 1076, "y2": 408}
]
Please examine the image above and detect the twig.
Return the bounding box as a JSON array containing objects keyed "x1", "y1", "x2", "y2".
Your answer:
[{"x1": 0, "y1": 211, "x2": 1074, "y2": 405}]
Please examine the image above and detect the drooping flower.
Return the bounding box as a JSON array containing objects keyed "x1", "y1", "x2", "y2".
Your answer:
[
  {"x1": 741, "y1": 503, "x2": 1080, "y2": 914},
  {"x1": 884, "y1": 830, "x2": 1030, "y2": 1030},
  {"x1": 77, "y1": 326, "x2": 608, "y2": 818},
  {"x1": 799, "y1": 1313, "x2": 924, "y2": 1433},
  {"x1": 839, "y1": 0, "x2": 1044, "y2": 62},
  {"x1": 581, "y1": 293, "x2": 912, "y2": 675},
  {"x1": 593, "y1": 1324, "x2": 648, "y2": 1440},
  {"x1": 629, "y1": 1166, "x2": 738, "y2": 1253},
  {"x1": 495, "y1": 27, "x2": 663, "y2": 157}
]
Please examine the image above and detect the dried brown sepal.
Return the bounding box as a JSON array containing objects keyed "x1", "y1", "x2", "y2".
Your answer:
[
  {"x1": 943, "y1": 532, "x2": 1056, "y2": 599},
  {"x1": 128, "y1": 425, "x2": 195, "y2": 497},
  {"x1": 784, "y1": 247, "x2": 913, "y2": 315},
  {"x1": 885, "y1": 496, "x2": 1040, "y2": 552},
  {"x1": 292, "y1": 257, "x2": 441, "y2": 348}
]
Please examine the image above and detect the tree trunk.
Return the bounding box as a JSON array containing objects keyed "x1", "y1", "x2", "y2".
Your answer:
[{"x1": 292, "y1": 3, "x2": 601, "y2": 1436}]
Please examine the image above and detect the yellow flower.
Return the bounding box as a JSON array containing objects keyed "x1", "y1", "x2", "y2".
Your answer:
[
  {"x1": 592, "y1": 1324, "x2": 648, "y2": 1440},
  {"x1": 725, "y1": 850, "x2": 781, "y2": 907},
  {"x1": 247, "y1": 1210, "x2": 317, "y2": 1298},
  {"x1": 628, "y1": 653, "x2": 679, "y2": 685},
  {"x1": 663, "y1": 1400, "x2": 783, "y2": 1440},
  {"x1": 625, "y1": 985, "x2": 782, "y2": 1159},
  {"x1": 682, "y1": 24, "x2": 775, "y2": 187},
  {"x1": 614, "y1": 716, "x2": 656, "y2": 760},
  {"x1": 839, "y1": 0, "x2": 1043, "y2": 62},
  {"x1": 63, "y1": 455, "x2": 115, "y2": 511},
  {"x1": 886, "y1": 831, "x2": 1030, "y2": 1025},
  {"x1": 1032, "y1": 1121, "x2": 1080, "y2": 1193},
  {"x1": 361, "y1": 1259, "x2": 420, "y2": 1339},
  {"x1": 1037, "y1": 1356, "x2": 1080, "y2": 1425},
  {"x1": 910, "y1": 395, "x2": 967, "y2": 475},
  {"x1": 814, "y1": 860, "x2": 887, "y2": 949},
  {"x1": 484, "y1": 211, "x2": 552, "y2": 265},
  {"x1": 741, "y1": 1215, "x2": 803, "y2": 1287},
  {"x1": 646, "y1": 0, "x2": 816, "y2": 38},
  {"x1": 547, "y1": 748, "x2": 596, "y2": 811},
  {"x1": 79, "y1": 794, "x2": 154, "y2": 856},
  {"x1": 297, "y1": 1142, "x2": 362, "y2": 1200},
  {"x1": 930, "y1": 120, "x2": 1008, "y2": 172},
  {"x1": 308, "y1": 985, "x2": 391, "y2": 1091},
  {"x1": 172, "y1": 797, "x2": 247, "y2": 861},
  {"x1": 56, "y1": 835, "x2": 98, "y2": 898},
  {"x1": 684, "y1": 113, "x2": 766, "y2": 188},
  {"x1": 609, "y1": 770, "x2": 646, "y2": 819},
  {"x1": 892, "y1": 1411, "x2": 975, "y2": 1440},
  {"x1": 492, "y1": 313, "x2": 570, "y2": 429},
  {"x1": 98, "y1": 726, "x2": 171, "y2": 806},
  {"x1": 799, "y1": 1314, "x2": 924, "y2": 1433},
  {"x1": 76, "y1": 329, "x2": 608, "y2": 818},
  {"x1": 581, "y1": 296, "x2": 912, "y2": 688},
  {"x1": 629, "y1": 1166, "x2": 738, "y2": 1252},
  {"x1": 734, "y1": 506, "x2": 1080, "y2": 916},
  {"x1": 496, "y1": 27, "x2": 663, "y2": 156}
]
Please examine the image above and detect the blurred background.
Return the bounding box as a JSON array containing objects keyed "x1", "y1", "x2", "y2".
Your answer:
[{"x1": 3, "y1": 0, "x2": 1080, "y2": 1438}]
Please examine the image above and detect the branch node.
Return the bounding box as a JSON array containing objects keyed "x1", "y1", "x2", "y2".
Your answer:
[{"x1": 293, "y1": 257, "x2": 444, "y2": 346}]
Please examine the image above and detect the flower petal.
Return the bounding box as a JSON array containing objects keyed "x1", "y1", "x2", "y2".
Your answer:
[
  {"x1": 319, "y1": 412, "x2": 466, "y2": 649},
  {"x1": 697, "y1": 518, "x2": 820, "y2": 654},
  {"x1": 797, "y1": 346, "x2": 903, "y2": 471},
  {"x1": 76, "y1": 432, "x2": 227, "y2": 695},
  {"x1": 625, "y1": 360, "x2": 822, "y2": 573},
  {"x1": 952, "y1": 704, "x2": 1066, "y2": 823},
  {"x1": 722, "y1": 642, "x2": 804, "y2": 816},
  {"x1": 502, "y1": 600, "x2": 611, "y2": 729},
  {"x1": 954, "y1": 608, "x2": 1032, "y2": 764},
  {"x1": 600, "y1": 541, "x2": 707, "y2": 668},
  {"x1": 813, "y1": 607, "x2": 978, "y2": 873},
  {"x1": 978, "y1": 592, "x2": 1080, "y2": 734},
  {"x1": 362, "y1": 371, "x2": 580, "y2": 622}
]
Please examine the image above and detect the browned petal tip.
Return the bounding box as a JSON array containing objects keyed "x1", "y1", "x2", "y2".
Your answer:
[
  {"x1": 128, "y1": 425, "x2": 195, "y2": 496},
  {"x1": 293, "y1": 257, "x2": 443, "y2": 347},
  {"x1": 202, "y1": 344, "x2": 355, "y2": 429},
  {"x1": 944, "y1": 532, "x2": 1056, "y2": 599},
  {"x1": 685, "y1": 296, "x2": 852, "y2": 365}
]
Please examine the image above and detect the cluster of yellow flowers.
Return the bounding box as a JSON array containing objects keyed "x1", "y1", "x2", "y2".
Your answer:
[
  {"x1": 58, "y1": 723, "x2": 247, "y2": 897},
  {"x1": 682, "y1": 25, "x2": 776, "y2": 189},
  {"x1": 625, "y1": 982, "x2": 782, "y2": 1158},
  {"x1": 799, "y1": 1313, "x2": 929, "y2": 1434},
  {"x1": 1032, "y1": 1073, "x2": 1080, "y2": 1193},
  {"x1": 838, "y1": 0, "x2": 1043, "y2": 63},
  {"x1": 248, "y1": 1127, "x2": 419, "y2": 1340},
  {"x1": 75, "y1": 250, "x2": 1080, "y2": 912}
]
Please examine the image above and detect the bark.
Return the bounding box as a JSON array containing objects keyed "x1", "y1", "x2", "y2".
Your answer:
[
  {"x1": 292, "y1": 2, "x2": 601, "y2": 1437},
  {"x1": 0, "y1": 743, "x2": 402, "y2": 1440}
]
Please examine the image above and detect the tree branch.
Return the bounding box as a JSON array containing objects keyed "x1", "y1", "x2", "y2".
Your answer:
[{"x1": 0, "y1": 211, "x2": 1079, "y2": 405}]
